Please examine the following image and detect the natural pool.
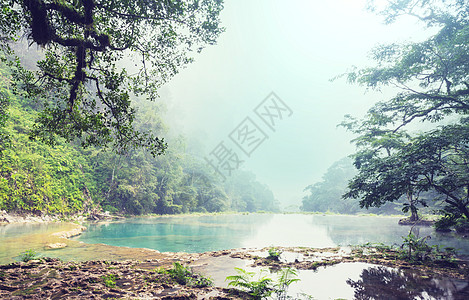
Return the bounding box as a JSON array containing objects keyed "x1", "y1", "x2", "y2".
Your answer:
[
  {"x1": 1, "y1": 214, "x2": 469, "y2": 299},
  {"x1": 75, "y1": 214, "x2": 469, "y2": 255},
  {"x1": 192, "y1": 257, "x2": 469, "y2": 299}
]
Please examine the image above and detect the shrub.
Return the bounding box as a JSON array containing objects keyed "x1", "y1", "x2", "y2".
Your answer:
[
  {"x1": 226, "y1": 267, "x2": 301, "y2": 300},
  {"x1": 101, "y1": 274, "x2": 118, "y2": 288},
  {"x1": 18, "y1": 249, "x2": 38, "y2": 262},
  {"x1": 226, "y1": 268, "x2": 274, "y2": 299},
  {"x1": 166, "y1": 262, "x2": 212, "y2": 287},
  {"x1": 399, "y1": 230, "x2": 457, "y2": 263},
  {"x1": 267, "y1": 247, "x2": 282, "y2": 261},
  {"x1": 434, "y1": 216, "x2": 456, "y2": 232},
  {"x1": 454, "y1": 218, "x2": 469, "y2": 233}
]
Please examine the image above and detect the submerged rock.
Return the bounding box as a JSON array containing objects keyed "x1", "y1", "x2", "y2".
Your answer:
[
  {"x1": 45, "y1": 243, "x2": 67, "y2": 250},
  {"x1": 398, "y1": 218, "x2": 434, "y2": 226},
  {"x1": 0, "y1": 258, "x2": 246, "y2": 299},
  {"x1": 52, "y1": 225, "x2": 86, "y2": 239}
]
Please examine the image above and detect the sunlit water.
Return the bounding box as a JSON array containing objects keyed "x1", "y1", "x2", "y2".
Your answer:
[
  {"x1": 192, "y1": 256, "x2": 469, "y2": 299},
  {"x1": 0, "y1": 222, "x2": 170, "y2": 264},
  {"x1": 75, "y1": 214, "x2": 469, "y2": 254},
  {"x1": 2, "y1": 214, "x2": 469, "y2": 299},
  {"x1": 2, "y1": 214, "x2": 469, "y2": 264}
]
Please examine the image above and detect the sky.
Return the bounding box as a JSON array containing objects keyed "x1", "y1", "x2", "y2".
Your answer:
[{"x1": 159, "y1": 0, "x2": 435, "y2": 208}]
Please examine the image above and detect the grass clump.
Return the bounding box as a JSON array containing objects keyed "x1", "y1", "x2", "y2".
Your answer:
[
  {"x1": 161, "y1": 262, "x2": 213, "y2": 287},
  {"x1": 101, "y1": 274, "x2": 118, "y2": 288},
  {"x1": 18, "y1": 249, "x2": 38, "y2": 262},
  {"x1": 267, "y1": 247, "x2": 283, "y2": 261},
  {"x1": 399, "y1": 231, "x2": 457, "y2": 264}
]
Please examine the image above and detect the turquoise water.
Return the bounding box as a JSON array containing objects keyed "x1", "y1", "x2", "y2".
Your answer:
[
  {"x1": 75, "y1": 214, "x2": 469, "y2": 255},
  {"x1": 2, "y1": 214, "x2": 469, "y2": 299}
]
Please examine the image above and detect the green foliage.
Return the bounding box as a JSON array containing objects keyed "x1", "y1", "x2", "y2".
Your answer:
[
  {"x1": 400, "y1": 232, "x2": 432, "y2": 261},
  {"x1": 191, "y1": 274, "x2": 213, "y2": 288},
  {"x1": 167, "y1": 262, "x2": 192, "y2": 285},
  {"x1": 226, "y1": 268, "x2": 274, "y2": 300},
  {"x1": 434, "y1": 215, "x2": 458, "y2": 231},
  {"x1": 344, "y1": 122, "x2": 469, "y2": 221},
  {"x1": 267, "y1": 247, "x2": 282, "y2": 261},
  {"x1": 399, "y1": 230, "x2": 457, "y2": 263},
  {"x1": 341, "y1": 0, "x2": 469, "y2": 222},
  {"x1": 224, "y1": 170, "x2": 279, "y2": 213},
  {"x1": 0, "y1": 82, "x2": 10, "y2": 152},
  {"x1": 0, "y1": 0, "x2": 224, "y2": 155},
  {"x1": 302, "y1": 157, "x2": 400, "y2": 215},
  {"x1": 275, "y1": 267, "x2": 300, "y2": 300},
  {"x1": 454, "y1": 217, "x2": 469, "y2": 233},
  {"x1": 226, "y1": 267, "x2": 300, "y2": 300},
  {"x1": 18, "y1": 249, "x2": 37, "y2": 262},
  {"x1": 166, "y1": 262, "x2": 212, "y2": 287},
  {"x1": 101, "y1": 274, "x2": 118, "y2": 288},
  {"x1": 302, "y1": 157, "x2": 358, "y2": 214},
  {"x1": 0, "y1": 62, "x2": 277, "y2": 216}
]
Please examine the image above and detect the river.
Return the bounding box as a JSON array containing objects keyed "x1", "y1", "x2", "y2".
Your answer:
[
  {"x1": 75, "y1": 214, "x2": 469, "y2": 254},
  {"x1": 1, "y1": 214, "x2": 468, "y2": 299}
]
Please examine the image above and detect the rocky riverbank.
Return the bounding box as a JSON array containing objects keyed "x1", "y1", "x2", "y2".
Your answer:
[
  {"x1": 2, "y1": 214, "x2": 469, "y2": 298},
  {"x1": 222, "y1": 246, "x2": 469, "y2": 279},
  {"x1": 0, "y1": 257, "x2": 246, "y2": 299},
  {"x1": 0, "y1": 210, "x2": 62, "y2": 224},
  {"x1": 1, "y1": 246, "x2": 468, "y2": 299},
  {"x1": 0, "y1": 210, "x2": 124, "y2": 225}
]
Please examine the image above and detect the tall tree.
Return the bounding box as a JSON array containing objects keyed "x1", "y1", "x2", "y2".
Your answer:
[
  {"x1": 0, "y1": 0, "x2": 224, "y2": 154},
  {"x1": 302, "y1": 157, "x2": 359, "y2": 214},
  {"x1": 341, "y1": 0, "x2": 469, "y2": 222}
]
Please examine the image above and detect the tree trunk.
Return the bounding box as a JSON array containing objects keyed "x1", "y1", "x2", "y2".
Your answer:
[
  {"x1": 407, "y1": 191, "x2": 419, "y2": 222},
  {"x1": 410, "y1": 209, "x2": 419, "y2": 222}
]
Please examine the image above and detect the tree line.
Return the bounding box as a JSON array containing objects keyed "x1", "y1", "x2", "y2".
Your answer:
[
  {"x1": 0, "y1": 63, "x2": 278, "y2": 216},
  {"x1": 304, "y1": 0, "x2": 469, "y2": 232}
]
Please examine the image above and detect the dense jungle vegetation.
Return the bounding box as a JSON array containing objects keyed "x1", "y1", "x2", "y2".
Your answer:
[
  {"x1": 303, "y1": 0, "x2": 469, "y2": 232},
  {"x1": 0, "y1": 63, "x2": 278, "y2": 216}
]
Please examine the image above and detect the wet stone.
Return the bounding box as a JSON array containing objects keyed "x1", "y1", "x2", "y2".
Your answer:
[{"x1": 0, "y1": 258, "x2": 242, "y2": 299}]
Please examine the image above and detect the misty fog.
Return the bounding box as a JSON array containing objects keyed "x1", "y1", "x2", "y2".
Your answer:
[{"x1": 158, "y1": 0, "x2": 434, "y2": 207}]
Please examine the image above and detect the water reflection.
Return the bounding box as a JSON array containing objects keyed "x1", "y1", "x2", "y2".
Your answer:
[
  {"x1": 0, "y1": 222, "x2": 79, "y2": 263},
  {"x1": 199, "y1": 261, "x2": 469, "y2": 300},
  {"x1": 312, "y1": 215, "x2": 469, "y2": 255},
  {"x1": 2, "y1": 214, "x2": 469, "y2": 264},
  {"x1": 0, "y1": 222, "x2": 172, "y2": 264},
  {"x1": 240, "y1": 214, "x2": 334, "y2": 248},
  {"x1": 347, "y1": 265, "x2": 469, "y2": 300},
  {"x1": 76, "y1": 214, "x2": 469, "y2": 255},
  {"x1": 77, "y1": 214, "x2": 275, "y2": 252}
]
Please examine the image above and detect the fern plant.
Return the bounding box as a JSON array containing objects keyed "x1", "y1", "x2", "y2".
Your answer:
[
  {"x1": 275, "y1": 267, "x2": 300, "y2": 300},
  {"x1": 226, "y1": 268, "x2": 274, "y2": 299}
]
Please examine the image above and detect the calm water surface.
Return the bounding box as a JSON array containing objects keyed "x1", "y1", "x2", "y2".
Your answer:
[
  {"x1": 75, "y1": 214, "x2": 469, "y2": 254},
  {"x1": 2, "y1": 214, "x2": 469, "y2": 299},
  {"x1": 194, "y1": 259, "x2": 469, "y2": 299}
]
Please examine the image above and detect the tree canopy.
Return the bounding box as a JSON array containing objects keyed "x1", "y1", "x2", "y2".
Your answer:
[
  {"x1": 341, "y1": 0, "x2": 469, "y2": 225},
  {"x1": 301, "y1": 157, "x2": 360, "y2": 214},
  {"x1": 0, "y1": 63, "x2": 278, "y2": 215},
  {"x1": 0, "y1": 0, "x2": 224, "y2": 154}
]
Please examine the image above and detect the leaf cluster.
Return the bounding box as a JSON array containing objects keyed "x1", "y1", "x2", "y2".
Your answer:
[
  {"x1": 0, "y1": 0, "x2": 225, "y2": 154},
  {"x1": 342, "y1": 0, "x2": 469, "y2": 222},
  {"x1": 226, "y1": 267, "x2": 300, "y2": 300},
  {"x1": 166, "y1": 262, "x2": 212, "y2": 287}
]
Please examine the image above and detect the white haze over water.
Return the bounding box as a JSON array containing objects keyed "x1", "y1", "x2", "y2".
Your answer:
[{"x1": 160, "y1": 0, "x2": 435, "y2": 208}]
